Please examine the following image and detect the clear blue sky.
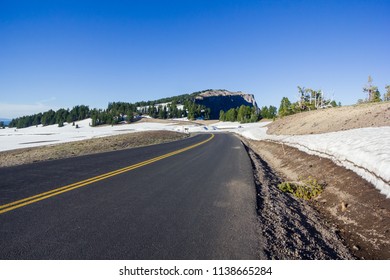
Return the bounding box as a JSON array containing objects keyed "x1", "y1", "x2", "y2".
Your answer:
[{"x1": 1, "y1": 0, "x2": 389, "y2": 118}]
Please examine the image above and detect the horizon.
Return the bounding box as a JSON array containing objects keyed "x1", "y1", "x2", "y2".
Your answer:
[{"x1": 1, "y1": 0, "x2": 389, "y2": 119}]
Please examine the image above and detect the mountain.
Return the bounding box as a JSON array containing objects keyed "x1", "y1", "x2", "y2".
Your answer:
[
  {"x1": 135, "y1": 89, "x2": 260, "y2": 119},
  {"x1": 194, "y1": 90, "x2": 259, "y2": 119},
  {"x1": 0, "y1": 118, "x2": 11, "y2": 126}
]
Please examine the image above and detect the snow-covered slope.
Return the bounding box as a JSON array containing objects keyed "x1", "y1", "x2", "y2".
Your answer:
[
  {"x1": 0, "y1": 118, "x2": 183, "y2": 152},
  {"x1": 0, "y1": 118, "x2": 219, "y2": 152}
]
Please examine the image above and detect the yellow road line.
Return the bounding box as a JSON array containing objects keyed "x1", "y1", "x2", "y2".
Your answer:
[{"x1": 0, "y1": 134, "x2": 214, "y2": 214}]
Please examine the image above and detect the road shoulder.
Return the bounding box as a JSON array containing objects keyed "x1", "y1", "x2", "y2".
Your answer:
[{"x1": 241, "y1": 137, "x2": 390, "y2": 259}]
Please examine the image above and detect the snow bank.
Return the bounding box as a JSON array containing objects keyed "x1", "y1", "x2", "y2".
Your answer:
[
  {"x1": 233, "y1": 125, "x2": 390, "y2": 198},
  {"x1": 272, "y1": 128, "x2": 390, "y2": 198}
]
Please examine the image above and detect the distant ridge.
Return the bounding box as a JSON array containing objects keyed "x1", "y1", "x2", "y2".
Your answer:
[{"x1": 0, "y1": 118, "x2": 11, "y2": 125}]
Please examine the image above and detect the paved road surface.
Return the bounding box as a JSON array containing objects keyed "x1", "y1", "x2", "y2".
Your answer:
[{"x1": 0, "y1": 133, "x2": 264, "y2": 259}]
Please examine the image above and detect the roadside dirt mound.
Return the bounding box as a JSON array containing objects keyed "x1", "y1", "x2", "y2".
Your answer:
[
  {"x1": 267, "y1": 102, "x2": 390, "y2": 135},
  {"x1": 244, "y1": 139, "x2": 390, "y2": 259}
]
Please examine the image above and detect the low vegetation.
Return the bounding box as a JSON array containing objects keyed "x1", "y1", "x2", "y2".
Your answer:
[{"x1": 278, "y1": 176, "x2": 324, "y2": 200}]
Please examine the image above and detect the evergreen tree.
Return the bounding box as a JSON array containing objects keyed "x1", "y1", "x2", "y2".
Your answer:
[
  {"x1": 204, "y1": 107, "x2": 211, "y2": 120},
  {"x1": 278, "y1": 97, "x2": 293, "y2": 117},
  {"x1": 268, "y1": 106, "x2": 277, "y2": 119},
  {"x1": 41, "y1": 110, "x2": 56, "y2": 126},
  {"x1": 261, "y1": 106, "x2": 270, "y2": 119},
  {"x1": 237, "y1": 105, "x2": 246, "y2": 122},
  {"x1": 225, "y1": 108, "x2": 237, "y2": 122},
  {"x1": 371, "y1": 87, "x2": 382, "y2": 102},
  {"x1": 186, "y1": 102, "x2": 196, "y2": 120},
  {"x1": 158, "y1": 105, "x2": 168, "y2": 119},
  {"x1": 219, "y1": 110, "x2": 225, "y2": 121},
  {"x1": 250, "y1": 106, "x2": 260, "y2": 122},
  {"x1": 32, "y1": 113, "x2": 42, "y2": 126},
  {"x1": 55, "y1": 108, "x2": 69, "y2": 124}
]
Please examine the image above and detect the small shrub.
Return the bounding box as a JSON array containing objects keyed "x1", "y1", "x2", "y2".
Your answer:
[{"x1": 278, "y1": 176, "x2": 324, "y2": 200}]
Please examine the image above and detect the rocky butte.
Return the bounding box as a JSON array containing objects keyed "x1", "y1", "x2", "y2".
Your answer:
[{"x1": 194, "y1": 90, "x2": 260, "y2": 119}]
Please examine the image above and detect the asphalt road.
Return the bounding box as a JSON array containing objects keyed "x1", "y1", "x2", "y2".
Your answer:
[{"x1": 0, "y1": 133, "x2": 264, "y2": 259}]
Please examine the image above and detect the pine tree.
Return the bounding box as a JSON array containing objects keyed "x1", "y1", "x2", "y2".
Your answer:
[
  {"x1": 250, "y1": 106, "x2": 259, "y2": 122},
  {"x1": 261, "y1": 106, "x2": 270, "y2": 119},
  {"x1": 219, "y1": 110, "x2": 225, "y2": 121},
  {"x1": 268, "y1": 106, "x2": 277, "y2": 119},
  {"x1": 371, "y1": 88, "x2": 381, "y2": 102},
  {"x1": 278, "y1": 97, "x2": 293, "y2": 117}
]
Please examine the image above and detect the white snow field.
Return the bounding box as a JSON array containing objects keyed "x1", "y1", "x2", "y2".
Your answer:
[
  {"x1": 0, "y1": 118, "x2": 187, "y2": 152},
  {"x1": 1, "y1": 118, "x2": 389, "y2": 197}
]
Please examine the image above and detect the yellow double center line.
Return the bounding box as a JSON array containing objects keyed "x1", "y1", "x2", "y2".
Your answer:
[{"x1": 0, "y1": 134, "x2": 214, "y2": 215}]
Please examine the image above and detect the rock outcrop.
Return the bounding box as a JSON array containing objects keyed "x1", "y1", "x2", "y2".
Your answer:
[{"x1": 194, "y1": 90, "x2": 259, "y2": 119}]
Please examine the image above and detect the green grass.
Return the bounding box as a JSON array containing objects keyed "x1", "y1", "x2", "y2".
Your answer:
[{"x1": 278, "y1": 176, "x2": 324, "y2": 200}]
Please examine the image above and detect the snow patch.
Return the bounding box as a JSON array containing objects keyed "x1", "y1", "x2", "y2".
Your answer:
[{"x1": 233, "y1": 125, "x2": 390, "y2": 198}]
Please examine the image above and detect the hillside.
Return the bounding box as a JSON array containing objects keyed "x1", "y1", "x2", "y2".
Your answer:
[
  {"x1": 194, "y1": 90, "x2": 259, "y2": 119},
  {"x1": 267, "y1": 102, "x2": 390, "y2": 135}
]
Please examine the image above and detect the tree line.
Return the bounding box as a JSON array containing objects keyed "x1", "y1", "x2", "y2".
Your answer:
[
  {"x1": 260, "y1": 106, "x2": 277, "y2": 119},
  {"x1": 8, "y1": 99, "x2": 213, "y2": 128},
  {"x1": 9, "y1": 105, "x2": 90, "y2": 128},
  {"x1": 219, "y1": 105, "x2": 262, "y2": 123}
]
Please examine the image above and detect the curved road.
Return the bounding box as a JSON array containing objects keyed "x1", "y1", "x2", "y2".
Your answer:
[{"x1": 0, "y1": 133, "x2": 264, "y2": 259}]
